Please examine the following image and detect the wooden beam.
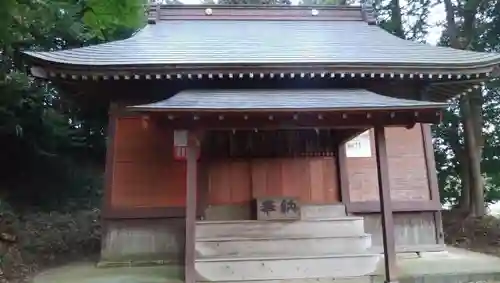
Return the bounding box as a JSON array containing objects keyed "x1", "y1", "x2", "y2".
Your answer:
[
  {"x1": 197, "y1": 140, "x2": 210, "y2": 220},
  {"x1": 185, "y1": 132, "x2": 199, "y2": 283},
  {"x1": 102, "y1": 207, "x2": 189, "y2": 219},
  {"x1": 421, "y1": 124, "x2": 440, "y2": 203},
  {"x1": 335, "y1": 128, "x2": 369, "y2": 145},
  {"x1": 374, "y1": 126, "x2": 398, "y2": 283},
  {"x1": 101, "y1": 199, "x2": 442, "y2": 219},
  {"x1": 420, "y1": 123, "x2": 445, "y2": 245},
  {"x1": 346, "y1": 200, "x2": 441, "y2": 213},
  {"x1": 151, "y1": 110, "x2": 441, "y2": 130},
  {"x1": 103, "y1": 103, "x2": 118, "y2": 222},
  {"x1": 337, "y1": 142, "x2": 350, "y2": 204}
]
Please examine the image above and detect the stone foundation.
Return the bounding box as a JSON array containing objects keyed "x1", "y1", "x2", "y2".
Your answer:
[
  {"x1": 99, "y1": 207, "x2": 444, "y2": 266},
  {"x1": 359, "y1": 211, "x2": 444, "y2": 252},
  {"x1": 100, "y1": 218, "x2": 185, "y2": 265}
]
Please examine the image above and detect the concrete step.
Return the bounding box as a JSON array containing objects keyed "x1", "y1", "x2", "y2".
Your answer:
[
  {"x1": 196, "y1": 234, "x2": 372, "y2": 257},
  {"x1": 196, "y1": 218, "x2": 365, "y2": 239},
  {"x1": 197, "y1": 278, "x2": 372, "y2": 283},
  {"x1": 300, "y1": 204, "x2": 347, "y2": 219},
  {"x1": 195, "y1": 254, "x2": 380, "y2": 282}
]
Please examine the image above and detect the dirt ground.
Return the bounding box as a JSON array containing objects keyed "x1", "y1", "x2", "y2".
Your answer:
[
  {"x1": 442, "y1": 210, "x2": 500, "y2": 257},
  {"x1": 0, "y1": 209, "x2": 100, "y2": 283},
  {"x1": 2, "y1": 209, "x2": 500, "y2": 283}
]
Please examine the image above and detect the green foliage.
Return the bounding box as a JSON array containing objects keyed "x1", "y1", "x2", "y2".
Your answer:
[
  {"x1": 82, "y1": 0, "x2": 147, "y2": 40},
  {"x1": 299, "y1": 0, "x2": 351, "y2": 5},
  {"x1": 435, "y1": 86, "x2": 500, "y2": 206},
  {"x1": 0, "y1": 0, "x2": 145, "y2": 211},
  {"x1": 218, "y1": 0, "x2": 291, "y2": 5},
  {"x1": 433, "y1": 0, "x2": 500, "y2": 207},
  {"x1": 374, "y1": 0, "x2": 433, "y2": 42}
]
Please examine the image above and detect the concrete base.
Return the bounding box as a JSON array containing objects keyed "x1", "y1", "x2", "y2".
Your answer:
[
  {"x1": 196, "y1": 234, "x2": 372, "y2": 257},
  {"x1": 300, "y1": 204, "x2": 347, "y2": 219},
  {"x1": 195, "y1": 216, "x2": 378, "y2": 281},
  {"x1": 196, "y1": 218, "x2": 365, "y2": 239},
  {"x1": 196, "y1": 254, "x2": 380, "y2": 281},
  {"x1": 32, "y1": 247, "x2": 500, "y2": 283},
  {"x1": 101, "y1": 218, "x2": 185, "y2": 263}
]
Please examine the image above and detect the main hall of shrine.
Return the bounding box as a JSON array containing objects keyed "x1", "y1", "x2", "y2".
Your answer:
[{"x1": 23, "y1": 3, "x2": 500, "y2": 283}]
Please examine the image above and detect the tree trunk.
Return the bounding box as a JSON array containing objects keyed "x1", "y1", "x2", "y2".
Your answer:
[
  {"x1": 389, "y1": 0, "x2": 404, "y2": 38},
  {"x1": 443, "y1": 0, "x2": 485, "y2": 216},
  {"x1": 458, "y1": 152, "x2": 471, "y2": 210},
  {"x1": 461, "y1": 96, "x2": 485, "y2": 216}
]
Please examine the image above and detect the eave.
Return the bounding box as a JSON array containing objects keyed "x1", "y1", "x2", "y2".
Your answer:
[
  {"x1": 126, "y1": 88, "x2": 445, "y2": 129},
  {"x1": 22, "y1": 3, "x2": 500, "y2": 100},
  {"x1": 26, "y1": 56, "x2": 500, "y2": 80}
]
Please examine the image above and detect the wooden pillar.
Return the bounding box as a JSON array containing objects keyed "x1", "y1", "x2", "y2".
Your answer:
[
  {"x1": 185, "y1": 132, "x2": 198, "y2": 283},
  {"x1": 103, "y1": 103, "x2": 117, "y2": 219},
  {"x1": 337, "y1": 142, "x2": 350, "y2": 204},
  {"x1": 374, "y1": 126, "x2": 398, "y2": 283},
  {"x1": 421, "y1": 123, "x2": 445, "y2": 245}
]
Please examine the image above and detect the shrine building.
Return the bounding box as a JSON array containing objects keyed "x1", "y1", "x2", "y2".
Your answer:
[{"x1": 22, "y1": 3, "x2": 500, "y2": 283}]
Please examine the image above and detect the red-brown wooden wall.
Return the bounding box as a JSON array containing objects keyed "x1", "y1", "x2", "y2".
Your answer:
[
  {"x1": 208, "y1": 158, "x2": 339, "y2": 205},
  {"x1": 109, "y1": 116, "x2": 429, "y2": 210},
  {"x1": 110, "y1": 117, "x2": 186, "y2": 208}
]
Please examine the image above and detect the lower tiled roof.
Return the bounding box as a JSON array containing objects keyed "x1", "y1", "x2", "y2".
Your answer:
[{"x1": 129, "y1": 89, "x2": 447, "y2": 111}]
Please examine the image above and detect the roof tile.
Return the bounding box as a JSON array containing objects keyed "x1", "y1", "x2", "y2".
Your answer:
[
  {"x1": 129, "y1": 89, "x2": 447, "y2": 111},
  {"x1": 24, "y1": 16, "x2": 500, "y2": 69}
]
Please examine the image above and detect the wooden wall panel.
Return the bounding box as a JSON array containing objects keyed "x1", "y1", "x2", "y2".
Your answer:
[
  {"x1": 208, "y1": 161, "x2": 252, "y2": 205},
  {"x1": 251, "y1": 160, "x2": 268, "y2": 199},
  {"x1": 348, "y1": 126, "x2": 430, "y2": 202},
  {"x1": 111, "y1": 116, "x2": 186, "y2": 208},
  {"x1": 360, "y1": 212, "x2": 440, "y2": 250},
  {"x1": 207, "y1": 157, "x2": 339, "y2": 205},
  {"x1": 230, "y1": 162, "x2": 253, "y2": 203},
  {"x1": 281, "y1": 159, "x2": 306, "y2": 200},
  {"x1": 265, "y1": 160, "x2": 283, "y2": 197},
  {"x1": 386, "y1": 126, "x2": 430, "y2": 200}
]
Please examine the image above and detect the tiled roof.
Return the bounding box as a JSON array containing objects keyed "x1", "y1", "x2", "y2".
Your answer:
[
  {"x1": 22, "y1": 6, "x2": 500, "y2": 71},
  {"x1": 129, "y1": 89, "x2": 447, "y2": 111}
]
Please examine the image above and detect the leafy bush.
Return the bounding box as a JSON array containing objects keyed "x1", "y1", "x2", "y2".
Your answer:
[{"x1": 0, "y1": 205, "x2": 101, "y2": 283}]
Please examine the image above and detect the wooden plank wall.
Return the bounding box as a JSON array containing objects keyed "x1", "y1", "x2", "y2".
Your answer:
[
  {"x1": 207, "y1": 157, "x2": 339, "y2": 205},
  {"x1": 109, "y1": 119, "x2": 429, "y2": 210},
  {"x1": 111, "y1": 116, "x2": 186, "y2": 208},
  {"x1": 110, "y1": 117, "x2": 339, "y2": 209},
  {"x1": 348, "y1": 127, "x2": 430, "y2": 202}
]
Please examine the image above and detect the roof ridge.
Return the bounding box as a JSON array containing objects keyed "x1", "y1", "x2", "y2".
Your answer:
[
  {"x1": 150, "y1": 4, "x2": 363, "y2": 9},
  {"x1": 147, "y1": 4, "x2": 368, "y2": 23}
]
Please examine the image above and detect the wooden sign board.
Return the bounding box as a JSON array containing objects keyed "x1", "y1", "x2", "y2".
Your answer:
[
  {"x1": 256, "y1": 197, "x2": 301, "y2": 220},
  {"x1": 174, "y1": 130, "x2": 188, "y2": 147}
]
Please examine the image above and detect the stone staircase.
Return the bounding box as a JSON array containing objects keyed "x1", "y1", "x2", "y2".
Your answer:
[{"x1": 195, "y1": 205, "x2": 380, "y2": 282}]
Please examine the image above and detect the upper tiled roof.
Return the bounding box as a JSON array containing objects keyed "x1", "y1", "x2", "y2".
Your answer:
[
  {"x1": 24, "y1": 20, "x2": 500, "y2": 66},
  {"x1": 129, "y1": 89, "x2": 446, "y2": 111},
  {"x1": 23, "y1": 5, "x2": 500, "y2": 73}
]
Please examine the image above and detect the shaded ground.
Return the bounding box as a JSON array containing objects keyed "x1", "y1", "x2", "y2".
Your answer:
[
  {"x1": 31, "y1": 248, "x2": 500, "y2": 283},
  {"x1": 443, "y1": 210, "x2": 500, "y2": 257},
  {"x1": 0, "y1": 209, "x2": 100, "y2": 283},
  {"x1": 3, "y1": 209, "x2": 500, "y2": 282},
  {"x1": 33, "y1": 264, "x2": 183, "y2": 283}
]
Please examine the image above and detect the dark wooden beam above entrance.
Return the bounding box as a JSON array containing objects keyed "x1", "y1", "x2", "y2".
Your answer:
[
  {"x1": 129, "y1": 88, "x2": 445, "y2": 129},
  {"x1": 148, "y1": 110, "x2": 441, "y2": 130}
]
